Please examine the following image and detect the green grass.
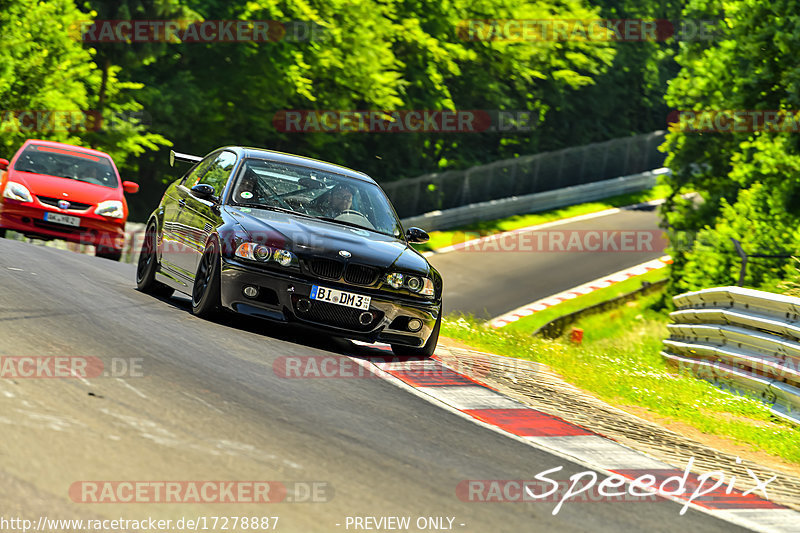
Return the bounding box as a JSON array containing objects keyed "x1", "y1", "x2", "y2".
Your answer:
[
  {"x1": 503, "y1": 267, "x2": 668, "y2": 334},
  {"x1": 442, "y1": 292, "x2": 800, "y2": 465},
  {"x1": 414, "y1": 184, "x2": 671, "y2": 252}
]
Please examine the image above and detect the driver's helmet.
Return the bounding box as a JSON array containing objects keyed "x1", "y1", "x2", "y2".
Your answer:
[{"x1": 329, "y1": 183, "x2": 355, "y2": 205}]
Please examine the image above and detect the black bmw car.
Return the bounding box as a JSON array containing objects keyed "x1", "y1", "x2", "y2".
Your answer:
[{"x1": 136, "y1": 146, "x2": 442, "y2": 356}]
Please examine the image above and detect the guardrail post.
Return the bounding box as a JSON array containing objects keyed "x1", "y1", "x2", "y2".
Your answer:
[{"x1": 731, "y1": 238, "x2": 748, "y2": 286}]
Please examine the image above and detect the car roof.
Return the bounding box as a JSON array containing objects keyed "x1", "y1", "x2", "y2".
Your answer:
[
  {"x1": 22, "y1": 139, "x2": 115, "y2": 160},
  {"x1": 229, "y1": 146, "x2": 377, "y2": 185}
]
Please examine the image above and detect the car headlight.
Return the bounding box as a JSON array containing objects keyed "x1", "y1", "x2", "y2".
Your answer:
[
  {"x1": 2, "y1": 181, "x2": 33, "y2": 203},
  {"x1": 386, "y1": 272, "x2": 404, "y2": 289},
  {"x1": 95, "y1": 200, "x2": 124, "y2": 218},
  {"x1": 236, "y1": 243, "x2": 270, "y2": 261},
  {"x1": 273, "y1": 249, "x2": 296, "y2": 266},
  {"x1": 385, "y1": 272, "x2": 435, "y2": 297},
  {"x1": 235, "y1": 243, "x2": 296, "y2": 267}
]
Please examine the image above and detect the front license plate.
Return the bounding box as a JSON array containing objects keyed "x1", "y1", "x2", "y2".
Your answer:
[
  {"x1": 310, "y1": 285, "x2": 371, "y2": 311},
  {"x1": 44, "y1": 212, "x2": 80, "y2": 227}
]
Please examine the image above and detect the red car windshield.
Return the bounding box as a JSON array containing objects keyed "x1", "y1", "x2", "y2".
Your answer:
[{"x1": 13, "y1": 144, "x2": 119, "y2": 189}]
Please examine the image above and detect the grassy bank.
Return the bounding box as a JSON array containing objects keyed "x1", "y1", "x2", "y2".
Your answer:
[
  {"x1": 414, "y1": 184, "x2": 670, "y2": 252},
  {"x1": 442, "y1": 291, "x2": 800, "y2": 465}
]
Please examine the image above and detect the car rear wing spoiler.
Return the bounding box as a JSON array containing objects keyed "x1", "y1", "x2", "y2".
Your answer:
[{"x1": 169, "y1": 150, "x2": 202, "y2": 167}]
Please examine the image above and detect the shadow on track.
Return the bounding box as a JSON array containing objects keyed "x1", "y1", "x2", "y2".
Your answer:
[{"x1": 157, "y1": 291, "x2": 418, "y2": 363}]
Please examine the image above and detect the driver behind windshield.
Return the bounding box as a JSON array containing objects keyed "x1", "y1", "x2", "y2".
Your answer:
[
  {"x1": 320, "y1": 184, "x2": 354, "y2": 217},
  {"x1": 80, "y1": 163, "x2": 101, "y2": 185}
]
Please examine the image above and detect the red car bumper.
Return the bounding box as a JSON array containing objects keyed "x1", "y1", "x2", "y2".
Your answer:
[{"x1": 0, "y1": 199, "x2": 125, "y2": 250}]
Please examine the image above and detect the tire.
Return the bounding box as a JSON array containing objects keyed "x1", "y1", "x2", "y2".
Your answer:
[
  {"x1": 136, "y1": 222, "x2": 174, "y2": 298},
  {"x1": 96, "y1": 245, "x2": 122, "y2": 261},
  {"x1": 191, "y1": 239, "x2": 222, "y2": 318},
  {"x1": 0, "y1": 228, "x2": 6, "y2": 239},
  {"x1": 392, "y1": 313, "x2": 441, "y2": 358}
]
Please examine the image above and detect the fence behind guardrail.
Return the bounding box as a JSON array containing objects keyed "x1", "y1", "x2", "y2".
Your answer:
[
  {"x1": 662, "y1": 286, "x2": 800, "y2": 425},
  {"x1": 383, "y1": 131, "x2": 667, "y2": 218}
]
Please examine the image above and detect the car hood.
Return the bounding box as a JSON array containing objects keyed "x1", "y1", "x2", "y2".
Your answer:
[
  {"x1": 9, "y1": 170, "x2": 122, "y2": 203},
  {"x1": 227, "y1": 206, "x2": 430, "y2": 273}
]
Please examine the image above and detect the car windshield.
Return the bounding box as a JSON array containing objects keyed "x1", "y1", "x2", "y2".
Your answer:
[
  {"x1": 13, "y1": 144, "x2": 119, "y2": 189},
  {"x1": 229, "y1": 158, "x2": 403, "y2": 238}
]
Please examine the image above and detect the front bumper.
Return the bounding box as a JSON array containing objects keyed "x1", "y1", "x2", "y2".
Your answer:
[
  {"x1": 0, "y1": 199, "x2": 125, "y2": 250},
  {"x1": 219, "y1": 258, "x2": 441, "y2": 347}
]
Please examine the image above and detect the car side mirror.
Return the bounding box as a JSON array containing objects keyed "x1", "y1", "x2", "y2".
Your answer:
[
  {"x1": 0, "y1": 158, "x2": 8, "y2": 171},
  {"x1": 191, "y1": 183, "x2": 218, "y2": 202},
  {"x1": 122, "y1": 181, "x2": 139, "y2": 194},
  {"x1": 406, "y1": 227, "x2": 430, "y2": 244}
]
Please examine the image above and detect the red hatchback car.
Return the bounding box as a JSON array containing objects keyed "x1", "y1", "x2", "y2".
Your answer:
[{"x1": 0, "y1": 140, "x2": 139, "y2": 261}]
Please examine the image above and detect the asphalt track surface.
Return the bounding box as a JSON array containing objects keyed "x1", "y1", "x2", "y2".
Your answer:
[
  {"x1": 0, "y1": 238, "x2": 748, "y2": 532},
  {"x1": 429, "y1": 205, "x2": 665, "y2": 318}
]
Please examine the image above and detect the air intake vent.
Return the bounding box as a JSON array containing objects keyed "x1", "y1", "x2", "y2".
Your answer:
[{"x1": 293, "y1": 296, "x2": 382, "y2": 331}]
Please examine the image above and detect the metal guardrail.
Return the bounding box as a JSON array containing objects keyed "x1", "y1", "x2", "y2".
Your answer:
[
  {"x1": 663, "y1": 286, "x2": 800, "y2": 425},
  {"x1": 400, "y1": 168, "x2": 667, "y2": 232},
  {"x1": 383, "y1": 131, "x2": 667, "y2": 218}
]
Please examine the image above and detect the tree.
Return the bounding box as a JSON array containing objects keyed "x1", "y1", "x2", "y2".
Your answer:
[
  {"x1": 662, "y1": 0, "x2": 800, "y2": 293},
  {"x1": 0, "y1": 0, "x2": 171, "y2": 186},
  {"x1": 0, "y1": 0, "x2": 96, "y2": 154}
]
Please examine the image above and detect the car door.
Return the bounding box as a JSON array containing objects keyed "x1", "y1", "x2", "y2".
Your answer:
[
  {"x1": 161, "y1": 158, "x2": 212, "y2": 280},
  {"x1": 178, "y1": 150, "x2": 237, "y2": 277}
]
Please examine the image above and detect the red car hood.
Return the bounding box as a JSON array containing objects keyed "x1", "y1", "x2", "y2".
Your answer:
[{"x1": 10, "y1": 170, "x2": 123, "y2": 204}]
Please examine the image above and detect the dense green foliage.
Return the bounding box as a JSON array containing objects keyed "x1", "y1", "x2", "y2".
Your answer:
[
  {"x1": 1, "y1": 0, "x2": 680, "y2": 220},
  {"x1": 662, "y1": 0, "x2": 800, "y2": 293},
  {"x1": 0, "y1": 0, "x2": 170, "y2": 164}
]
